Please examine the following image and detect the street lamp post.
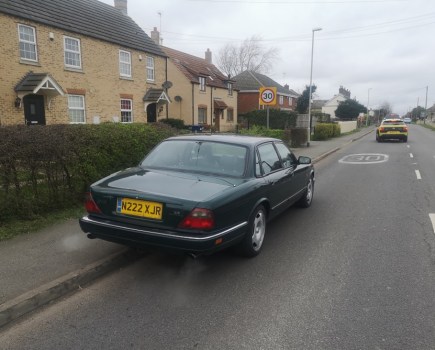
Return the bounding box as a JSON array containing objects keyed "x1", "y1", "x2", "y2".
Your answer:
[
  {"x1": 365, "y1": 88, "x2": 371, "y2": 126},
  {"x1": 307, "y1": 27, "x2": 322, "y2": 147}
]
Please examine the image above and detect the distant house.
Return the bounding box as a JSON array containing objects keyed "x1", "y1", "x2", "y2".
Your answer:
[
  {"x1": 311, "y1": 100, "x2": 328, "y2": 114},
  {"x1": 233, "y1": 71, "x2": 299, "y2": 115},
  {"x1": 160, "y1": 44, "x2": 237, "y2": 132},
  {"x1": 321, "y1": 86, "x2": 351, "y2": 119},
  {"x1": 0, "y1": 0, "x2": 168, "y2": 126}
]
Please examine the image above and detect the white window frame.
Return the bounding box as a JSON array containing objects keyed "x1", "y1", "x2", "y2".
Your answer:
[
  {"x1": 18, "y1": 24, "x2": 38, "y2": 62},
  {"x1": 146, "y1": 56, "x2": 155, "y2": 81},
  {"x1": 198, "y1": 107, "x2": 207, "y2": 124},
  {"x1": 199, "y1": 77, "x2": 206, "y2": 92},
  {"x1": 119, "y1": 50, "x2": 132, "y2": 78},
  {"x1": 68, "y1": 95, "x2": 86, "y2": 124},
  {"x1": 121, "y1": 99, "x2": 133, "y2": 123},
  {"x1": 64, "y1": 36, "x2": 82, "y2": 69},
  {"x1": 227, "y1": 108, "x2": 234, "y2": 122},
  {"x1": 227, "y1": 83, "x2": 233, "y2": 96},
  {"x1": 279, "y1": 95, "x2": 284, "y2": 105}
]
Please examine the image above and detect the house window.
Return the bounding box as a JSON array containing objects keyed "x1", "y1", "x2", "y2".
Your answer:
[
  {"x1": 18, "y1": 24, "x2": 37, "y2": 61},
  {"x1": 146, "y1": 56, "x2": 155, "y2": 81},
  {"x1": 289, "y1": 97, "x2": 293, "y2": 105},
  {"x1": 279, "y1": 95, "x2": 284, "y2": 105},
  {"x1": 64, "y1": 36, "x2": 82, "y2": 69},
  {"x1": 119, "y1": 50, "x2": 132, "y2": 78},
  {"x1": 227, "y1": 108, "x2": 234, "y2": 122},
  {"x1": 121, "y1": 99, "x2": 133, "y2": 123},
  {"x1": 68, "y1": 95, "x2": 86, "y2": 123},
  {"x1": 227, "y1": 83, "x2": 233, "y2": 96},
  {"x1": 199, "y1": 77, "x2": 206, "y2": 92},
  {"x1": 198, "y1": 107, "x2": 207, "y2": 124}
]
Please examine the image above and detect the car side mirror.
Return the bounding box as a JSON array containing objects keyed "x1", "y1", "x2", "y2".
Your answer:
[{"x1": 298, "y1": 156, "x2": 311, "y2": 165}]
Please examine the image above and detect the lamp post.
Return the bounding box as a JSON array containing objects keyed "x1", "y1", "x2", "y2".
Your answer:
[
  {"x1": 365, "y1": 88, "x2": 371, "y2": 126},
  {"x1": 307, "y1": 27, "x2": 322, "y2": 147}
]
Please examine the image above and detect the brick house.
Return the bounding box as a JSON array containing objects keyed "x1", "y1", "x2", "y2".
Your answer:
[
  {"x1": 0, "y1": 0, "x2": 168, "y2": 126},
  {"x1": 158, "y1": 42, "x2": 238, "y2": 132},
  {"x1": 233, "y1": 70, "x2": 299, "y2": 115}
]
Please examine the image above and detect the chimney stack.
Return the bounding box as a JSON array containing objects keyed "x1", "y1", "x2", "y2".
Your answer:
[
  {"x1": 114, "y1": 0, "x2": 127, "y2": 15},
  {"x1": 205, "y1": 48, "x2": 212, "y2": 64},
  {"x1": 151, "y1": 27, "x2": 160, "y2": 45}
]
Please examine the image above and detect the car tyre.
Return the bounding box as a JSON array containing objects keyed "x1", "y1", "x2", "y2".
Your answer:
[
  {"x1": 403, "y1": 136, "x2": 408, "y2": 142},
  {"x1": 237, "y1": 205, "x2": 266, "y2": 257},
  {"x1": 297, "y1": 176, "x2": 314, "y2": 208}
]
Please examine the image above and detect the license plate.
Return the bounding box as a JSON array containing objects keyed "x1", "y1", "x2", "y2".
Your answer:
[
  {"x1": 387, "y1": 131, "x2": 400, "y2": 134},
  {"x1": 116, "y1": 198, "x2": 163, "y2": 220}
]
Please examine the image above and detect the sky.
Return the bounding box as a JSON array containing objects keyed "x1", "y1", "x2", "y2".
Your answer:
[{"x1": 100, "y1": 0, "x2": 435, "y2": 116}]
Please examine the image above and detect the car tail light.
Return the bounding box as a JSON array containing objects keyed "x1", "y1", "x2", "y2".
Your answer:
[
  {"x1": 403, "y1": 126, "x2": 408, "y2": 132},
  {"x1": 178, "y1": 208, "x2": 215, "y2": 230},
  {"x1": 379, "y1": 127, "x2": 385, "y2": 132},
  {"x1": 84, "y1": 192, "x2": 102, "y2": 214}
]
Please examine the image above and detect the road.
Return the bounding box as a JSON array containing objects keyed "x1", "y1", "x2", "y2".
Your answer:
[{"x1": 2, "y1": 124, "x2": 435, "y2": 349}]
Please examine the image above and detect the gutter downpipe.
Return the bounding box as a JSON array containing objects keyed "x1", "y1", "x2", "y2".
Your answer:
[{"x1": 191, "y1": 83, "x2": 195, "y2": 126}]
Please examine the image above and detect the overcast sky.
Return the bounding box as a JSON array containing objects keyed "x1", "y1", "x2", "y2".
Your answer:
[{"x1": 100, "y1": 0, "x2": 435, "y2": 116}]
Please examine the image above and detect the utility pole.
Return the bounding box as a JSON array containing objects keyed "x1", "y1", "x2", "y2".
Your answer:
[{"x1": 424, "y1": 86, "x2": 428, "y2": 124}]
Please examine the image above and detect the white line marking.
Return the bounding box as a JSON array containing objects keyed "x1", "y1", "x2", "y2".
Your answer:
[
  {"x1": 407, "y1": 145, "x2": 411, "y2": 148},
  {"x1": 415, "y1": 170, "x2": 422, "y2": 180},
  {"x1": 430, "y1": 214, "x2": 435, "y2": 234},
  {"x1": 410, "y1": 153, "x2": 414, "y2": 158}
]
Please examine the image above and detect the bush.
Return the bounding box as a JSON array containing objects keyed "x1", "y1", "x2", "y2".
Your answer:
[
  {"x1": 313, "y1": 123, "x2": 341, "y2": 140},
  {"x1": 158, "y1": 117, "x2": 185, "y2": 129},
  {"x1": 0, "y1": 123, "x2": 177, "y2": 222},
  {"x1": 239, "y1": 109, "x2": 297, "y2": 129}
]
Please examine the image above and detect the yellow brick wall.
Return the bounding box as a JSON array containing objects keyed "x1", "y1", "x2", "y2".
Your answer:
[{"x1": 0, "y1": 13, "x2": 167, "y2": 126}]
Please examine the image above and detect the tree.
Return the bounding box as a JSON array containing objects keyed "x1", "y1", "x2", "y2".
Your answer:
[
  {"x1": 296, "y1": 85, "x2": 317, "y2": 114},
  {"x1": 216, "y1": 36, "x2": 279, "y2": 77},
  {"x1": 335, "y1": 99, "x2": 367, "y2": 120}
]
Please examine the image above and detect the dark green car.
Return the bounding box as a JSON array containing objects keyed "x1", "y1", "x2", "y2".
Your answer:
[{"x1": 79, "y1": 134, "x2": 314, "y2": 257}]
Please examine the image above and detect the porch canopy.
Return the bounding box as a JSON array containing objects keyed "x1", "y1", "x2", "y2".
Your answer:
[
  {"x1": 214, "y1": 99, "x2": 228, "y2": 109},
  {"x1": 15, "y1": 72, "x2": 65, "y2": 108},
  {"x1": 143, "y1": 88, "x2": 171, "y2": 109}
]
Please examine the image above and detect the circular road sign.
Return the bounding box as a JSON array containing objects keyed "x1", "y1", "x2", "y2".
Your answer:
[{"x1": 260, "y1": 87, "x2": 276, "y2": 105}]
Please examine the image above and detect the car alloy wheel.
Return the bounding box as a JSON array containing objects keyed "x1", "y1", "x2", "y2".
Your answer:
[
  {"x1": 237, "y1": 205, "x2": 266, "y2": 257},
  {"x1": 297, "y1": 177, "x2": 314, "y2": 208}
]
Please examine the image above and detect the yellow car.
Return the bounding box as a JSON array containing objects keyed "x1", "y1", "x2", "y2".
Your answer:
[{"x1": 376, "y1": 118, "x2": 408, "y2": 142}]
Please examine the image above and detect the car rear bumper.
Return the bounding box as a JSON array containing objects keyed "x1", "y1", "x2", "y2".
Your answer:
[
  {"x1": 378, "y1": 133, "x2": 407, "y2": 140},
  {"x1": 79, "y1": 215, "x2": 248, "y2": 255}
]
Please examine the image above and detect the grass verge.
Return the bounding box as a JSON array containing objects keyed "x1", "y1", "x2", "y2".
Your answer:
[{"x1": 0, "y1": 205, "x2": 85, "y2": 241}]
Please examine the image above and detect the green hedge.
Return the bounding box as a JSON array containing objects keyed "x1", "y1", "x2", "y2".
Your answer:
[
  {"x1": 239, "y1": 109, "x2": 297, "y2": 129},
  {"x1": 313, "y1": 123, "x2": 341, "y2": 140},
  {"x1": 0, "y1": 123, "x2": 176, "y2": 222}
]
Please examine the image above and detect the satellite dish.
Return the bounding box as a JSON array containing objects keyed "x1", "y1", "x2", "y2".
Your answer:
[
  {"x1": 162, "y1": 81, "x2": 173, "y2": 89},
  {"x1": 174, "y1": 95, "x2": 182, "y2": 102}
]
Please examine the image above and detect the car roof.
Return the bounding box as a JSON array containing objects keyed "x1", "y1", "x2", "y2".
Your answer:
[{"x1": 165, "y1": 133, "x2": 281, "y2": 146}]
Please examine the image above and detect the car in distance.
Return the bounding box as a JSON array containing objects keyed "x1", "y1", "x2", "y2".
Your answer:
[
  {"x1": 79, "y1": 134, "x2": 315, "y2": 258},
  {"x1": 376, "y1": 118, "x2": 408, "y2": 142},
  {"x1": 403, "y1": 117, "x2": 412, "y2": 124}
]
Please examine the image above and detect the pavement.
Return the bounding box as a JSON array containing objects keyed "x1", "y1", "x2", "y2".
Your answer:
[{"x1": 0, "y1": 125, "x2": 376, "y2": 329}]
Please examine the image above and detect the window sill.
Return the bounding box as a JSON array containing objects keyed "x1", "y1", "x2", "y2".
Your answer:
[
  {"x1": 120, "y1": 76, "x2": 134, "y2": 81},
  {"x1": 19, "y1": 59, "x2": 40, "y2": 66},
  {"x1": 65, "y1": 67, "x2": 84, "y2": 74}
]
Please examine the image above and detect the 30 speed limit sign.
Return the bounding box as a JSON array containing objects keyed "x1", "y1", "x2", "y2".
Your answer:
[{"x1": 259, "y1": 87, "x2": 277, "y2": 106}]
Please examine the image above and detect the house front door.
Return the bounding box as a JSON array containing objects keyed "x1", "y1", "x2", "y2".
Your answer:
[
  {"x1": 214, "y1": 109, "x2": 220, "y2": 131},
  {"x1": 147, "y1": 103, "x2": 157, "y2": 123},
  {"x1": 24, "y1": 94, "x2": 46, "y2": 125}
]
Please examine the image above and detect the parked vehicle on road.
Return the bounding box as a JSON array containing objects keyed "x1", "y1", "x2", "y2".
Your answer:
[
  {"x1": 376, "y1": 118, "x2": 408, "y2": 142},
  {"x1": 403, "y1": 117, "x2": 412, "y2": 124},
  {"x1": 79, "y1": 134, "x2": 314, "y2": 257}
]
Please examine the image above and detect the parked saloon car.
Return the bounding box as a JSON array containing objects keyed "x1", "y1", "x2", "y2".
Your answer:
[
  {"x1": 376, "y1": 118, "x2": 408, "y2": 142},
  {"x1": 79, "y1": 134, "x2": 315, "y2": 257}
]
